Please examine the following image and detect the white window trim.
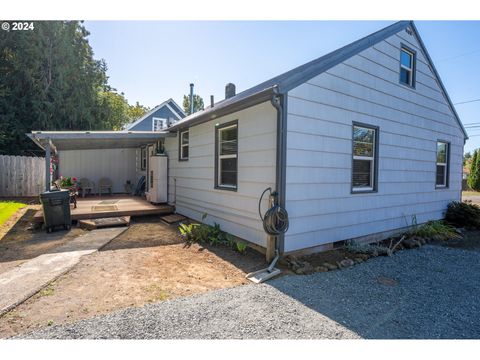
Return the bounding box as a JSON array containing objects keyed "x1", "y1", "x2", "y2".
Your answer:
[
  {"x1": 152, "y1": 117, "x2": 166, "y2": 131},
  {"x1": 436, "y1": 142, "x2": 448, "y2": 188},
  {"x1": 180, "y1": 130, "x2": 189, "y2": 160},
  {"x1": 400, "y1": 48, "x2": 414, "y2": 86},
  {"x1": 352, "y1": 126, "x2": 376, "y2": 192},
  {"x1": 217, "y1": 124, "x2": 238, "y2": 189}
]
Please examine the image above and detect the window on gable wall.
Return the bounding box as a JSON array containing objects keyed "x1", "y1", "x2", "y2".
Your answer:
[
  {"x1": 352, "y1": 124, "x2": 378, "y2": 192},
  {"x1": 152, "y1": 117, "x2": 165, "y2": 131},
  {"x1": 436, "y1": 141, "x2": 449, "y2": 188},
  {"x1": 400, "y1": 47, "x2": 415, "y2": 87}
]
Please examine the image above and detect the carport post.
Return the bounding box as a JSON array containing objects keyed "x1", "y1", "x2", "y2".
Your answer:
[{"x1": 45, "y1": 140, "x2": 51, "y2": 192}]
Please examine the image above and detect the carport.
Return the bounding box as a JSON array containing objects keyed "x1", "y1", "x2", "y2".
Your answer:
[{"x1": 27, "y1": 131, "x2": 174, "y2": 193}]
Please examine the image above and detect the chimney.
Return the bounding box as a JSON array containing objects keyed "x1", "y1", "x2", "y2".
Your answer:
[
  {"x1": 225, "y1": 83, "x2": 236, "y2": 99},
  {"x1": 210, "y1": 95, "x2": 214, "y2": 108},
  {"x1": 189, "y1": 83, "x2": 194, "y2": 115}
]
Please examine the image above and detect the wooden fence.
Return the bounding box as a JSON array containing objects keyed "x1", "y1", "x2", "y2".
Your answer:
[{"x1": 0, "y1": 155, "x2": 45, "y2": 197}]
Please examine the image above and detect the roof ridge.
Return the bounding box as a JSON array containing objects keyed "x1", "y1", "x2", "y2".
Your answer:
[{"x1": 169, "y1": 21, "x2": 411, "y2": 131}]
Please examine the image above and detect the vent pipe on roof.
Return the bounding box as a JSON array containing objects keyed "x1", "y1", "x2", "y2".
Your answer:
[
  {"x1": 189, "y1": 83, "x2": 194, "y2": 115},
  {"x1": 210, "y1": 95, "x2": 214, "y2": 108},
  {"x1": 225, "y1": 83, "x2": 236, "y2": 99}
]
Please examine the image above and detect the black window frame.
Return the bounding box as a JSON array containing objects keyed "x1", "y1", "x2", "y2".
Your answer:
[
  {"x1": 215, "y1": 120, "x2": 238, "y2": 191},
  {"x1": 399, "y1": 44, "x2": 416, "y2": 88},
  {"x1": 178, "y1": 129, "x2": 189, "y2": 161},
  {"x1": 435, "y1": 140, "x2": 450, "y2": 189},
  {"x1": 351, "y1": 122, "x2": 379, "y2": 194},
  {"x1": 140, "y1": 146, "x2": 147, "y2": 170}
]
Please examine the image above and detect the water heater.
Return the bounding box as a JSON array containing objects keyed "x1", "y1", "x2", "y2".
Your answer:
[{"x1": 146, "y1": 154, "x2": 168, "y2": 203}]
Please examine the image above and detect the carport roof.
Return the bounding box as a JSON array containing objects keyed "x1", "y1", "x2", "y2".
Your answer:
[{"x1": 27, "y1": 131, "x2": 173, "y2": 151}]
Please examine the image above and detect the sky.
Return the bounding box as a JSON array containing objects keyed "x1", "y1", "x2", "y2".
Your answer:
[{"x1": 83, "y1": 21, "x2": 480, "y2": 153}]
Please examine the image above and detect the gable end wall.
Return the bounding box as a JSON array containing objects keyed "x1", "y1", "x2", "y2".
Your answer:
[{"x1": 284, "y1": 27, "x2": 464, "y2": 252}]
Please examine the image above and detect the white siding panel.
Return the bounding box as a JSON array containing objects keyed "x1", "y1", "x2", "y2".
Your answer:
[
  {"x1": 164, "y1": 101, "x2": 277, "y2": 247},
  {"x1": 59, "y1": 148, "x2": 137, "y2": 194},
  {"x1": 284, "y1": 28, "x2": 464, "y2": 252}
]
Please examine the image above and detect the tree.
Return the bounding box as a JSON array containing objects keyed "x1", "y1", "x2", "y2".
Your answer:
[
  {"x1": 127, "y1": 101, "x2": 149, "y2": 121},
  {"x1": 464, "y1": 152, "x2": 472, "y2": 166},
  {"x1": 183, "y1": 94, "x2": 204, "y2": 116},
  {"x1": 468, "y1": 150, "x2": 480, "y2": 191},
  {"x1": 0, "y1": 21, "x2": 148, "y2": 155}
]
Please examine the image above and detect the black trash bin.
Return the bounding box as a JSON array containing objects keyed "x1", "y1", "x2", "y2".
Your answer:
[{"x1": 39, "y1": 190, "x2": 72, "y2": 233}]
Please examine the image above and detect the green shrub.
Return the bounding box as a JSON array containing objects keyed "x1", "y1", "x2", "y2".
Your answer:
[
  {"x1": 407, "y1": 220, "x2": 462, "y2": 241},
  {"x1": 235, "y1": 241, "x2": 248, "y2": 254},
  {"x1": 178, "y1": 214, "x2": 232, "y2": 247},
  {"x1": 445, "y1": 201, "x2": 480, "y2": 229}
]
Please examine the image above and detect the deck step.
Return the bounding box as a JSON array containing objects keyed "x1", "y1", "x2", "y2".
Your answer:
[
  {"x1": 160, "y1": 213, "x2": 186, "y2": 224},
  {"x1": 78, "y1": 216, "x2": 131, "y2": 230}
]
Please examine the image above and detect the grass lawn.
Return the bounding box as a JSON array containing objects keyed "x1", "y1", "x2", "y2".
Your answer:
[{"x1": 0, "y1": 201, "x2": 26, "y2": 227}]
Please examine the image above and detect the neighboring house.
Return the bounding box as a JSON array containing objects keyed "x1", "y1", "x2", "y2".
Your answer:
[
  {"x1": 28, "y1": 21, "x2": 467, "y2": 259},
  {"x1": 124, "y1": 98, "x2": 185, "y2": 131},
  {"x1": 124, "y1": 98, "x2": 185, "y2": 181}
]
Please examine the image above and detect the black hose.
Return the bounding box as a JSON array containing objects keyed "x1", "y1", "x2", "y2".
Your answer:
[{"x1": 258, "y1": 187, "x2": 289, "y2": 236}]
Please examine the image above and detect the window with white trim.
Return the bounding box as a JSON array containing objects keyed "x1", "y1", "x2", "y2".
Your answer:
[
  {"x1": 400, "y1": 47, "x2": 415, "y2": 87},
  {"x1": 436, "y1": 141, "x2": 449, "y2": 187},
  {"x1": 179, "y1": 130, "x2": 189, "y2": 160},
  {"x1": 216, "y1": 122, "x2": 238, "y2": 189},
  {"x1": 352, "y1": 124, "x2": 378, "y2": 192},
  {"x1": 152, "y1": 117, "x2": 165, "y2": 131}
]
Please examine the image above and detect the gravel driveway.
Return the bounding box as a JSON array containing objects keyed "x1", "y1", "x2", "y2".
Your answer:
[{"x1": 19, "y1": 245, "x2": 480, "y2": 339}]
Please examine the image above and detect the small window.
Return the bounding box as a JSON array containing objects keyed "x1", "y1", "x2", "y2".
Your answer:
[
  {"x1": 140, "y1": 147, "x2": 147, "y2": 170},
  {"x1": 179, "y1": 130, "x2": 189, "y2": 161},
  {"x1": 352, "y1": 124, "x2": 378, "y2": 192},
  {"x1": 400, "y1": 47, "x2": 415, "y2": 87},
  {"x1": 436, "y1": 141, "x2": 449, "y2": 188},
  {"x1": 215, "y1": 121, "x2": 238, "y2": 190},
  {"x1": 152, "y1": 117, "x2": 165, "y2": 131}
]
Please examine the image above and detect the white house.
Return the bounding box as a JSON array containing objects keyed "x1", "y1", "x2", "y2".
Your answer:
[{"x1": 29, "y1": 21, "x2": 467, "y2": 259}]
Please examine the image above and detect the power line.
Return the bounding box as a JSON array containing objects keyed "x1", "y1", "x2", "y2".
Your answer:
[
  {"x1": 454, "y1": 98, "x2": 480, "y2": 106},
  {"x1": 438, "y1": 48, "x2": 480, "y2": 62}
]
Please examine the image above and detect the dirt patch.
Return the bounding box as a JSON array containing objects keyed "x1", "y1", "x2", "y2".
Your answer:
[
  {"x1": 0, "y1": 206, "x2": 85, "y2": 274},
  {"x1": 0, "y1": 216, "x2": 266, "y2": 338}
]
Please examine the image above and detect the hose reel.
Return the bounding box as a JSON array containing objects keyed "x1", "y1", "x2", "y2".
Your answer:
[{"x1": 258, "y1": 187, "x2": 289, "y2": 236}]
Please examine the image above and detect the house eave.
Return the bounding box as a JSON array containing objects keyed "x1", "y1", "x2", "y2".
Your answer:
[{"x1": 168, "y1": 87, "x2": 275, "y2": 132}]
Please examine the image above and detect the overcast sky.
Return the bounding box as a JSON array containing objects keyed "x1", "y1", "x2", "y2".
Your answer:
[{"x1": 84, "y1": 21, "x2": 480, "y2": 153}]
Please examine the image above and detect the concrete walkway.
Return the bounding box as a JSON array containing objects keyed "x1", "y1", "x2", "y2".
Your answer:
[{"x1": 0, "y1": 227, "x2": 127, "y2": 316}]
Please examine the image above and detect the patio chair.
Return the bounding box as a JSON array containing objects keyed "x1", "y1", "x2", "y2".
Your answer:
[
  {"x1": 78, "y1": 178, "x2": 95, "y2": 198},
  {"x1": 98, "y1": 177, "x2": 113, "y2": 196}
]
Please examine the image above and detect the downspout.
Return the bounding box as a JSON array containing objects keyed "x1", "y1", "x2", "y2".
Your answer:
[{"x1": 270, "y1": 86, "x2": 288, "y2": 257}]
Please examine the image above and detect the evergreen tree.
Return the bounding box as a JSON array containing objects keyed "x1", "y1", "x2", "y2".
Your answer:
[
  {"x1": 183, "y1": 94, "x2": 204, "y2": 116},
  {"x1": 468, "y1": 150, "x2": 480, "y2": 191},
  {"x1": 0, "y1": 21, "x2": 147, "y2": 155}
]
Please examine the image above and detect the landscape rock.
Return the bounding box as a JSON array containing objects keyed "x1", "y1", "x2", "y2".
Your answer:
[
  {"x1": 339, "y1": 259, "x2": 355, "y2": 268},
  {"x1": 402, "y1": 238, "x2": 418, "y2": 249},
  {"x1": 322, "y1": 262, "x2": 338, "y2": 271},
  {"x1": 315, "y1": 266, "x2": 329, "y2": 273},
  {"x1": 353, "y1": 257, "x2": 364, "y2": 264},
  {"x1": 355, "y1": 253, "x2": 370, "y2": 260},
  {"x1": 300, "y1": 262, "x2": 315, "y2": 275}
]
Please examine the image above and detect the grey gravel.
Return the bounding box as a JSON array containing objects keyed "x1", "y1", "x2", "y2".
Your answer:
[{"x1": 19, "y1": 245, "x2": 480, "y2": 339}]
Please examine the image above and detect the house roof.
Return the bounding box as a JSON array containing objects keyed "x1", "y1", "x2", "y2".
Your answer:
[
  {"x1": 168, "y1": 21, "x2": 467, "y2": 139},
  {"x1": 28, "y1": 131, "x2": 174, "y2": 151},
  {"x1": 124, "y1": 98, "x2": 185, "y2": 130}
]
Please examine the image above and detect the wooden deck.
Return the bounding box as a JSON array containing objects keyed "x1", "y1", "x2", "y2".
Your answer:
[{"x1": 33, "y1": 195, "x2": 174, "y2": 223}]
